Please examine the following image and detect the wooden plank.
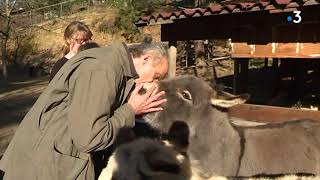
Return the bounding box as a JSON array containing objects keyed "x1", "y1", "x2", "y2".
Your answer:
[
  {"x1": 276, "y1": 43, "x2": 299, "y2": 56},
  {"x1": 255, "y1": 43, "x2": 273, "y2": 56},
  {"x1": 232, "y1": 42, "x2": 320, "y2": 58},
  {"x1": 168, "y1": 45, "x2": 177, "y2": 78},
  {"x1": 232, "y1": 54, "x2": 320, "y2": 58},
  {"x1": 300, "y1": 43, "x2": 320, "y2": 57},
  {"x1": 231, "y1": 43, "x2": 251, "y2": 57},
  {"x1": 229, "y1": 104, "x2": 320, "y2": 123}
]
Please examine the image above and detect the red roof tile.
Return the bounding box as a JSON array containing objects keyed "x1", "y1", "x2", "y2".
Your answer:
[
  {"x1": 225, "y1": 4, "x2": 237, "y2": 11},
  {"x1": 141, "y1": 16, "x2": 150, "y2": 21},
  {"x1": 275, "y1": 0, "x2": 293, "y2": 5},
  {"x1": 173, "y1": 11, "x2": 182, "y2": 16},
  {"x1": 161, "y1": 12, "x2": 172, "y2": 18},
  {"x1": 238, "y1": 2, "x2": 256, "y2": 8},
  {"x1": 135, "y1": 0, "x2": 320, "y2": 26},
  {"x1": 207, "y1": 4, "x2": 223, "y2": 12},
  {"x1": 260, "y1": 1, "x2": 270, "y2": 7},
  {"x1": 183, "y1": 9, "x2": 197, "y2": 16},
  {"x1": 199, "y1": 8, "x2": 206, "y2": 14}
]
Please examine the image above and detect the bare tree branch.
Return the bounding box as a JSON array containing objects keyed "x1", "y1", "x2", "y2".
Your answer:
[{"x1": 7, "y1": 0, "x2": 17, "y2": 15}]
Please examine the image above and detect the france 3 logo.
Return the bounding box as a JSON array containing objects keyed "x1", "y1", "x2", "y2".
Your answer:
[{"x1": 287, "y1": 11, "x2": 302, "y2": 24}]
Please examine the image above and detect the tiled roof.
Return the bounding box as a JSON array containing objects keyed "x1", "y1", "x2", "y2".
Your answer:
[{"x1": 135, "y1": 0, "x2": 320, "y2": 26}]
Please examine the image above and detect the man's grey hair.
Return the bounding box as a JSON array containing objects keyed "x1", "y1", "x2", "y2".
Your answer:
[{"x1": 128, "y1": 42, "x2": 168, "y2": 65}]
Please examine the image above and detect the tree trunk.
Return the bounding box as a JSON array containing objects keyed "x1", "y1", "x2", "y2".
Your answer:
[
  {"x1": 1, "y1": 38, "x2": 8, "y2": 82},
  {"x1": 1, "y1": 0, "x2": 12, "y2": 82},
  {"x1": 13, "y1": 37, "x2": 19, "y2": 66}
]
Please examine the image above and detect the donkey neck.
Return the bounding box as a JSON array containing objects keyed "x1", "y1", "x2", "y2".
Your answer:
[{"x1": 190, "y1": 107, "x2": 242, "y2": 174}]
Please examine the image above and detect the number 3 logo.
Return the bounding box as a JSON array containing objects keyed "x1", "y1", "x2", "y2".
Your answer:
[{"x1": 293, "y1": 11, "x2": 302, "y2": 24}]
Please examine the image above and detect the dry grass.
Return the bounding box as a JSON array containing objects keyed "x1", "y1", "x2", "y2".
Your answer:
[
  {"x1": 32, "y1": 8, "x2": 118, "y2": 59},
  {"x1": 28, "y1": 6, "x2": 161, "y2": 65}
]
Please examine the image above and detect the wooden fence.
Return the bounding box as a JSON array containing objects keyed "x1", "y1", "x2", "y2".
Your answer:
[{"x1": 11, "y1": 0, "x2": 95, "y2": 28}]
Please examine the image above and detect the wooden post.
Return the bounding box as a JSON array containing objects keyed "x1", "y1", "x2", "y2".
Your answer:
[
  {"x1": 272, "y1": 58, "x2": 279, "y2": 69},
  {"x1": 264, "y1": 58, "x2": 268, "y2": 68},
  {"x1": 233, "y1": 59, "x2": 239, "y2": 94},
  {"x1": 168, "y1": 41, "x2": 177, "y2": 78},
  {"x1": 1, "y1": 38, "x2": 8, "y2": 82},
  {"x1": 293, "y1": 59, "x2": 306, "y2": 99},
  {"x1": 271, "y1": 58, "x2": 280, "y2": 97},
  {"x1": 239, "y1": 58, "x2": 249, "y2": 93},
  {"x1": 233, "y1": 58, "x2": 249, "y2": 94}
]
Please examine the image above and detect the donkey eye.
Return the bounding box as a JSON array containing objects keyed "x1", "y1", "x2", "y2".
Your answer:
[
  {"x1": 178, "y1": 90, "x2": 192, "y2": 102},
  {"x1": 182, "y1": 91, "x2": 191, "y2": 100}
]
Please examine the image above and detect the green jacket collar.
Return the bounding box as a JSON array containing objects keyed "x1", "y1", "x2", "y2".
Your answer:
[{"x1": 119, "y1": 42, "x2": 139, "y2": 79}]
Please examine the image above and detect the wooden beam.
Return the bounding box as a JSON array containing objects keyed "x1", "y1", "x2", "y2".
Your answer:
[
  {"x1": 160, "y1": 7, "x2": 320, "y2": 43},
  {"x1": 264, "y1": 58, "x2": 268, "y2": 68},
  {"x1": 233, "y1": 58, "x2": 249, "y2": 94},
  {"x1": 271, "y1": 58, "x2": 280, "y2": 97},
  {"x1": 232, "y1": 42, "x2": 320, "y2": 58},
  {"x1": 168, "y1": 42, "x2": 177, "y2": 78},
  {"x1": 229, "y1": 104, "x2": 320, "y2": 122},
  {"x1": 233, "y1": 59, "x2": 239, "y2": 94},
  {"x1": 239, "y1": 58, "x2": 249, "y2": 94}
]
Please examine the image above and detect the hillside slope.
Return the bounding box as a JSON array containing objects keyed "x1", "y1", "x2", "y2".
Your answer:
[{"x1": 21, "y1": 6, "x2": 160, "y2": 70}]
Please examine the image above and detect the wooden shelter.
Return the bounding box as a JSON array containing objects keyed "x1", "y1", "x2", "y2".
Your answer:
[
  {"x1": 135, "y1": 0, "x2": 320, "y2": 122},
  {"x1": 136, "y1": 0, "x2": 320, "y2": 90}
]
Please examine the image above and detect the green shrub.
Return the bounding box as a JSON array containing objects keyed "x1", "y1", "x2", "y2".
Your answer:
[{"x1": 104, "y1": 0, "x2": 165, "y2": 41}]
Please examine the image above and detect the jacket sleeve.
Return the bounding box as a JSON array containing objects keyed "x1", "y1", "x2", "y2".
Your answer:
[{"x1": 68, "y1": 70, "x2": 135, "y2": 153}]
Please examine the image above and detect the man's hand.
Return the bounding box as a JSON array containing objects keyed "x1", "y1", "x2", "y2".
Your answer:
[{"x1": 128, "y1": 83, "x2": 167, "y2": 115}]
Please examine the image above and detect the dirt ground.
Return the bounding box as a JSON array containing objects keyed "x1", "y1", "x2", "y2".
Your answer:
[{"x1": 0, "y1": 71, "x2": 49, "y2": 156}]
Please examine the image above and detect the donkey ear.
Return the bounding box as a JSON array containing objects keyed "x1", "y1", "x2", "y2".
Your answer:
[{"x1": 211, "y1": 93, "x2": 250, "y2": 108}]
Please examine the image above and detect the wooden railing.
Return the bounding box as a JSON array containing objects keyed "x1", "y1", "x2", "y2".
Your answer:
[{"x1": 229, "y1": 104, "x2": 320, "y2": 123}]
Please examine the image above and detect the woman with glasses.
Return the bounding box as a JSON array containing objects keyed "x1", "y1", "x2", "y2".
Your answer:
[{"x1": 50, "y1": 21, "x2": 93, "y2": 81}]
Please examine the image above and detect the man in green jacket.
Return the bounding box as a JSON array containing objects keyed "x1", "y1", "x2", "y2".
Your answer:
[{"x1": 0, "y1": 41, "x2": 169, "y2": 180}]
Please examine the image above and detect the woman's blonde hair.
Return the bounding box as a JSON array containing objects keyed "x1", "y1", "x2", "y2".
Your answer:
[{"x1": 61, "y1": 21, "x2": 93, "y2": 56}]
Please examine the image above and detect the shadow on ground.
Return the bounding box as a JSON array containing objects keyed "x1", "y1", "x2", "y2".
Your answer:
[{"x1": 0, "y1": 68, "x2": 49, "y2": 156}]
